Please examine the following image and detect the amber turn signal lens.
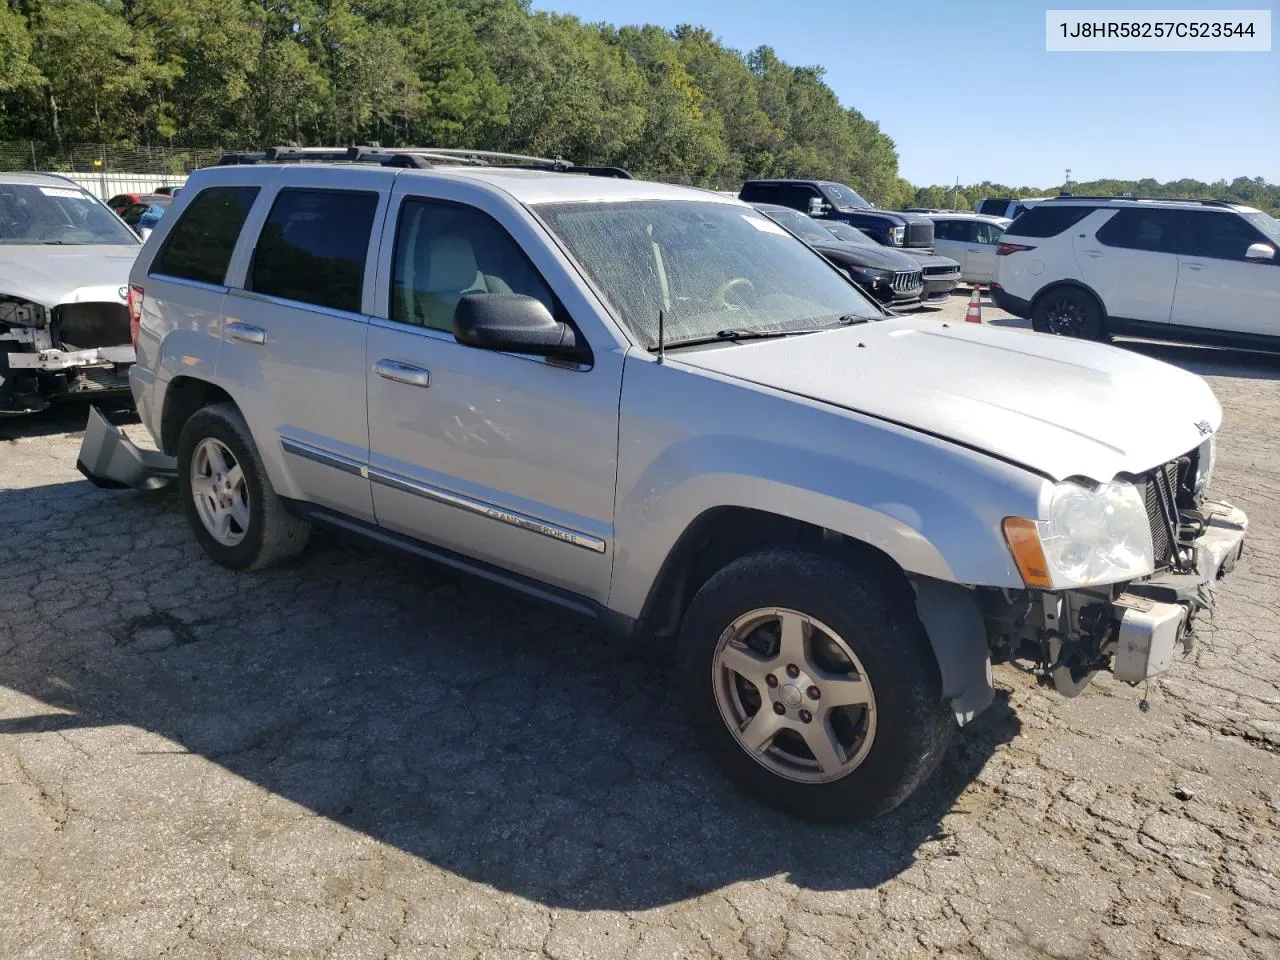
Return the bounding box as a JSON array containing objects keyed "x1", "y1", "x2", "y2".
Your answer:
[{"x1": 1002, "y1": 517, "x2": 1053, "y2": 589}]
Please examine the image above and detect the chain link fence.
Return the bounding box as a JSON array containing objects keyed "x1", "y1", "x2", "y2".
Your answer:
[{"x1": 0, "y1": 142, "x2": 232, "y2": 199}]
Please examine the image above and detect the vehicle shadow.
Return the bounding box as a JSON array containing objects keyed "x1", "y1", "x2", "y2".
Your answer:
[
  {"x1": 0, "y1": 399, "x2": 136, "y2": 441},
  {"x1": 0, "y1": 477, "x2": 1021, "y2": 910},
  {"x1": 1113, "y1": 339, "x2": 1280, "y2": 380}
]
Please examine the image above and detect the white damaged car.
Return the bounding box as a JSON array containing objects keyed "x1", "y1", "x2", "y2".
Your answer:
[{"x1": 0, "y1": 173, "x2": 140, "y2": 415}]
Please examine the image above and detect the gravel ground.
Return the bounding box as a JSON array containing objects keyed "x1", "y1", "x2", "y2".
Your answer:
[{"x1": 3, "y1": 293, "x2": 1280, "y2": 960}]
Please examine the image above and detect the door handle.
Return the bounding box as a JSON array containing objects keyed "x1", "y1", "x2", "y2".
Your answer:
[
  {"x1": 1081, "y1": 249, "x2": 1103, "y2": 258},
  {"x1": 966, "y1": 247, "x2": 980, "y2": 253},
  {"x1": 374, "y1": 359, "x2": 431, "y2": 388},
  {"x1": 225, "y1": 321, "x2": 266, "y2": 345},
  {"x1": 1184, "y1": 262, "x2": 1204, "y2": 271}
]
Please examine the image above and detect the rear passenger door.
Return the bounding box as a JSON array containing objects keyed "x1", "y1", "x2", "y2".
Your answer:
[
  {"x1": 217, "y1": 170, "x2": 390, "y2": 523},
  {"x1": 1076, "y1": 209, "x2": 1181, "y2": 324},
  {"x1": 363, "y1": 182, "x2": 622, "y2": 604},
  {"x1": 965, "y1": 220, "x2": 1004, "y2": 284}
]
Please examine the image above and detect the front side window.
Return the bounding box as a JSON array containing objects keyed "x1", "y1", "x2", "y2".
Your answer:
[
  {"x1": 153, "y1": 186, "x2": 259, "y2": 285},
  {"x1": 0, "y1": 182, "x2": 138, "y2": 245},
  {"x1": 1096, "y1": 209, "x2": 1185, "y2": 253},
  {"x1": 1183, "y1": 212, "x2": 1267, "y2": 261},
  {"x1": 1242, "y1": 211, "x2": 1280, "y2": 246},
  {"x1": 250, "y1": 189, "x2": 377, "y2": 313},
  {"x1": 391, "y1": 199, "x2": 556, "y2": 332},
  {"x1": 535, "y1": 199, "x2": 880, "y2": 348}
]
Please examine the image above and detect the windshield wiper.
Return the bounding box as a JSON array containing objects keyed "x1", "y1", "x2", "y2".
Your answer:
[{"x1": 654, "y1": 328, "x2": 813, "y2": 351}]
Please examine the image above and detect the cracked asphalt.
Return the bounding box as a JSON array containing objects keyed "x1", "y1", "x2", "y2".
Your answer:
[{"x1": 3, "y1": 293, "x2": 1280, "y2": 960}]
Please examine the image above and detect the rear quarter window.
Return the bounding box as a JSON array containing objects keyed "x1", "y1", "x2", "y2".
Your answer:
[
  {"x1": 153, "y1": 186, "x2": 260, "y2": 286},
  {"x1": 1004, "y1": 205, "x2": 1093, "y2": 238}
]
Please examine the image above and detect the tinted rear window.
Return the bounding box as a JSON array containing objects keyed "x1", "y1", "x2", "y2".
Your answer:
[
  {"x1": 977, "y1": 199, "x2": 1008, "y2": 217},
  {"x1": 1005, "y1": 205, "x2": 1093, "y2": 238},
  {"x1": 153, "y1": 186, "x2": 259, "y2": 285},
  {"x1": 738, "y1": 183, "x2": 779, "y2": 203},
  {"x1": 249, "y1": 189, "x2": 378, "y2": 313}
]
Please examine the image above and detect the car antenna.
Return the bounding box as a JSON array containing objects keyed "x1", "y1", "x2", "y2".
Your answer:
[{"x1": 656, "y1": 308, "x2": 666, "y2": 363}]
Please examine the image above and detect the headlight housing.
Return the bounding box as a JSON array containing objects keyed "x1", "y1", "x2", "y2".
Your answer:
[
  {"x1": 1004, "y1": 479, "x2": 1154, "y2": 589},
  {"x1": 1193, "y1": 435, "x2": 1216, "y2": 497},
  {"x1": 888, "y1": 226, "x2": 905, "y2": 245}
]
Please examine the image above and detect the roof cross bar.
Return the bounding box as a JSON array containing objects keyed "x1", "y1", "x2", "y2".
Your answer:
[{"x1": 214, "y1": 146, "x2": 633, "y2": 178}]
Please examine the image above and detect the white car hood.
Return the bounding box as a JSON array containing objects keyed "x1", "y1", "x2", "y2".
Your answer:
[
  {"x1": 675, "y1": 316, "x2": 1222, "y2": 482},
  {"x1": 0, "y1": 244, "x2": 139, "y2": 308}
]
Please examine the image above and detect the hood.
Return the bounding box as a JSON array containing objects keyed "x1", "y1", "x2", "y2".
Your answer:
[
  {"x1": 0, "y1": 245, "x2": 140, "y2": 308},
  {"x1": 810, "y1": 239, "x2": 919, "y2": 272},
  {"x1": 674, "y1": 316, "x2": 1221, "y2": 483},
  {"x1": 835, "y1": 207, "x2": 932, "y2": 225}
]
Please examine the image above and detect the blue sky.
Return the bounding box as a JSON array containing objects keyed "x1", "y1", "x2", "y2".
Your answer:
[{"x1": 530, "y1": 0, "x2": 1279, "y2": 187}]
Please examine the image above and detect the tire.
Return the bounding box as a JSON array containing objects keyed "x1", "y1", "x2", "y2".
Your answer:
[
  {"x1": 1031, "y1": 286, "x2": 1108, "y2": 341},
  {"x1": 677, "y1": 547, "x2": 954, "y2": 822},
  {"x1": 177, "y1": 402, "x2": 311, "y2": 571}
]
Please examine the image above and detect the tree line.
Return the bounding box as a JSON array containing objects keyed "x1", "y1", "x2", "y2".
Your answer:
[
  {"x1": 912, "y1": 178, "x2": 1280, "y2": 216},
  {"x1": 1, "y1": 0, "x2": 1275, "y2": 214}
]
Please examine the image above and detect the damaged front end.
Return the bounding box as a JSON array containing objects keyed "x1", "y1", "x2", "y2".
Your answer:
[
  {"x1": 0, "y1": 290, "x2": 135, "y2": 415},
  {"x1": 987, "y1": 497, "x2": 1247, "y2": 699}
]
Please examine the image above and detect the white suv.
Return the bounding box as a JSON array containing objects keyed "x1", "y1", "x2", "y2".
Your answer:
[
  {"x1": 78, "y1": 149, "x2": 1247, "y2": 822},
  {"x1": 992, "y1": 197, "x2": 1280, "y2": 347}
]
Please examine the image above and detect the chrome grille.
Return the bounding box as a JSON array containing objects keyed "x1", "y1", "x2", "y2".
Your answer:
[{"x1": 892, "y1": 270, "x2": 923, "y2": 293}]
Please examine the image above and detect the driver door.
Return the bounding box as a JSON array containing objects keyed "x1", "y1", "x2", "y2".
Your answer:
[{"x1": 364, "y1": 185, "x2": 623, "y2": 604}]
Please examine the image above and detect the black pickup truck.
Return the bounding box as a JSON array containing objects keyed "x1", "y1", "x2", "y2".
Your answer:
[{"x1": 739, "y1": 179, "x2": 935, "y2": 249}]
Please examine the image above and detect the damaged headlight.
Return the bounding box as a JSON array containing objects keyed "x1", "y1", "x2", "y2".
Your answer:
[{"x1": 1004, "y1": 479, "x2": 1154, "y2": 590}]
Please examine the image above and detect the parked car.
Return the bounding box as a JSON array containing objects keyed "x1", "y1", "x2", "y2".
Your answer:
[
  {"x1": 107, "y1": 192, "x2": 145, "y2": 214},
  {"x1": 928, "y1": 213, "x2": 1012, "y2": 285},
  {"x1": 811, "y1": 216, "x2": 961, "y2": 304},
  {"x1": 120, "y1": 195, "x2": 173, "y2": 240},
  {"x1": 80, "y1": 148, "x2": 1247, "y2": 823},
  {"x1": 992, "y1": 197, "x2": 1280, "y2": 347},
  {"x1": 0, "y1": 173, "x2": 140, "y2": 414},
  {"x1": 153, "y1": 185, "x2": 182, "y2": 197},
  {"x1": 976, "y1": 197, "x2": 1049, "y2": 219},
  {"x1": 739, "y1": 179, "x2": 935, "y2": 249}
]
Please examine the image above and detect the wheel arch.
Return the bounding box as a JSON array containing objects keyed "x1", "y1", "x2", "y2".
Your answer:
[{"x1": 160, "y1": 376, "x2": 236, "y2": 455}]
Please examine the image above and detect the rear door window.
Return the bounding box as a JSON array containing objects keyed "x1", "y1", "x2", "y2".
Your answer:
[
  {"x1": 1005, "y1": 205, "x2": 1093, "y2": 238},
  {"x1": 153, "y1": 185, "x2": 259, "y2": 286},
  {"x1": 249, "y1": 189, "x2": 378, "y2": 314},
  {"x1": 1095, "y1": 210, "x2": 1186, "y2": 253},
  {"x1": 933, "y1": 220, "x2": 964, "y2": 240}
]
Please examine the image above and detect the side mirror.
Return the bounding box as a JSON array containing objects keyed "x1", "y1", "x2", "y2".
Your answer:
[
  {"x1": 1245, "y1": 242, "x2": 1276, "y2": 262},
  {"x1": 453, "y1": 293, "x2": 584, "y2": 361},
  {"x1": 807, "y1": 197, "x2": 828, "y2": 216}
]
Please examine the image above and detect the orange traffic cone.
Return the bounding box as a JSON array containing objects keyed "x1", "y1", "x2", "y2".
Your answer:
[{"x1": 965, "y1": 286, "x2": 983, "y2": 324}]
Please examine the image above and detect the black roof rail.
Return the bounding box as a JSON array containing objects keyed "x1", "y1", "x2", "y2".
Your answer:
[
  {"x1": 212, "y1": 146, "x2": 633, "y2": 179},
  {"x1": 1042, "y1": 195, "x2": 1238, "y2": 208}
]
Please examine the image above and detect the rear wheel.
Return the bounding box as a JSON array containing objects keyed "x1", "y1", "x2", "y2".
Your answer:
[
  {"x1": 177, "y1": 403, "x2": 310, "y2": 570},
  {"x1": 677, "y1": 547, "x2": 954, "y2": 822},
  {"x1": 1032, "y1": 287, "x2": 1108, "y2": 341}
]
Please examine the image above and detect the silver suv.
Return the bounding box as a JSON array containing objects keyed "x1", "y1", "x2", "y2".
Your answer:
[{"x1": 80, "y1": 147, "x2": 1248, "y2": 822}]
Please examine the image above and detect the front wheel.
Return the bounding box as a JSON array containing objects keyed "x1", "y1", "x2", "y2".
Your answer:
[
  {"x1": 677, "y1": 548, "x2": 954, "y2": 822},
  {"x1": 1032, "y1": 287, "x2": 1108, "y2": 341}
]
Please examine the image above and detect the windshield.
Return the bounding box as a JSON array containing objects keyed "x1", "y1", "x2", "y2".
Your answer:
[
  {"x1": 758, "y1": 207, "x2": 834, "y2": 242},
  {"x1": 821, "y1": 221, "x2": 876, "y2": 245},
  {"x1": 1244, "y1": 211, "x2": 1280, "y2": 246},
  {"x1": 821, "y1": 182, "x2": 871, "y2": 210},
  {"x1": 0, "y1": 182, "x2": 139, "y2": 245},
  {"x1": 535, "y1": 199, "x2": 881, "y2": 347}
]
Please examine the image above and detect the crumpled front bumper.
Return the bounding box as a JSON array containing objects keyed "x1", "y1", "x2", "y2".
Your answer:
[
  {"x1": 76, "y1": 405, "x2": 177, "y2": 491},
  {"x1": 1110, "y1": 500, "x2": 1247, "y2": 684}
]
